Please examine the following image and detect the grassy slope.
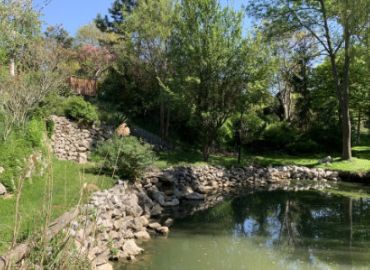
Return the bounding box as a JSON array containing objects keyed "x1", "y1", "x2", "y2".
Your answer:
[{"x1": 0, "y1": 159, "x2": 114, "y2": 253}]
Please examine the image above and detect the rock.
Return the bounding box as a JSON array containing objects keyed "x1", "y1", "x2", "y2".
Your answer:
[
  {"x1": 185, "y1": 192, "x2": 205, "y2": 200},
  {"x1": 164, "y1": 218, "x2": 174, "y2": 227},
  {"x1": 151, "y1": 190, "x2": 166, "y2": 205},
  {"x1": 159, "y1": 172, "x2": 176, "y2": 183},
  {"x1": 134, "y1": 230, "x2": 151, "y2": 240},
  {"x1": 150, "y1": 204, "x2": 163, "y2": 216},
  {"x1": 130, "y1": 217, "x2": 146, "y2": 231},
  {"x1": 156, "y1": 226, "x2": 169, "y2": 235},
  {"x1": 138, "y1": 216, "x2": 149, "y2": 227},
  {"x1": 196, "y1": 185, "x2": 214, "y2": 194},
  {"x1": 148, "y1": 222, "x2": 162, "y2": 230},
  {"x1": 319, "y1": 156, "x2": 333, "y2": 164},
  {"x1": 0, "y1": 183, "x2": 7, "y2": 195},
  {"x1": 78, "y1": 153, "x2": 88, "y2": 164},
  {"x1": 122, "y1": 239, "x2": 143, "y2": 256},
  {"x1": 96, "y1": 263, "x2": 113, "y2": 270},
  {"x1": 163, "y1": 198, "x2": 180, "y2": 206},
  {"x1": 126, "y1": 204, "x2": 143, "y2": 217},
  {"x1": 121, "y1": 230, "x2": 135, "y2": 239}
]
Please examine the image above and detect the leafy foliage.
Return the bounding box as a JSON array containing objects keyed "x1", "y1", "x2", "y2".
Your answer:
[
  {"x1": 95, "y1": 136, "x2": 156, "y2": 180},
  {"x1": 64, "y1": 96, "x2": 99, "y2": 125},
  {"x1": 0, "y1": 133, "x2": 33, "y2": 191},
  {"x1": 26, "y1": 118, "x2": 45, "y2": 148}
]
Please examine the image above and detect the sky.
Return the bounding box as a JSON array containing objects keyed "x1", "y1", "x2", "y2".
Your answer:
[{"x1": 34, "y1": 0, "x2": 247, "y2": 36}]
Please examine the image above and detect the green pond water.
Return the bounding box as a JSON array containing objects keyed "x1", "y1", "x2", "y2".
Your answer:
[{"x1": 118, "y1": 183, "x2": 370, "y2": 270}]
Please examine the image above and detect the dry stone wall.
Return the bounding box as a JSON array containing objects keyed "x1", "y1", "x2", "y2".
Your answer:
[{"x1": 51, "y1": 115, "x2": 113, "y2": 163}]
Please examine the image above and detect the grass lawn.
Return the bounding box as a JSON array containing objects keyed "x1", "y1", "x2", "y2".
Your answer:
[
  {"x1": 0, "y1": 159, "x2": 114, "y2": 253},
  {"x1": 155, "y1": 145, "x2": 370, "y2": 172}
]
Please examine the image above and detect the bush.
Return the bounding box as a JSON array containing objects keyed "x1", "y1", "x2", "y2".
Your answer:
[
  {"x1": 94, "y1": 136, "x2": 156, "y2": 180},
  {"x1": 26, "y1": 118, "x2": 45, "y2": 148},
  {"x1": 64, "y1": 96, "x2": 99, "y2": 125},
  {"x1": 34, "y1": 93, "x2": 67, "y2": 118},
  {"x1": 286, "y1": 139, "x2": 319, "y2": 154},
  {"x1": 46, "y1": 119, "x2": 55, "y2": 138},
  {"x1": 262, "y1": 122, "x2": 298, "y2": 148},
  {"x1": 0, "y1": 133, "x2": 33, "y2": 191}
]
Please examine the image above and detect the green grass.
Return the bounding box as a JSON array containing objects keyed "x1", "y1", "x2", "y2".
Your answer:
[
  {"x1": 155, "y1": 146, "x2": 370, "y2": 172},
  {"x1": 0, "y1": 159, "x2": 114, "y2": 253}
]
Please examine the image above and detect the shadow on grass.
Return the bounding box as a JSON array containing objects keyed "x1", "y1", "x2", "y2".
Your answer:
[{"x1": 353, "y1": 146, "x2": 370, "y2": 160}]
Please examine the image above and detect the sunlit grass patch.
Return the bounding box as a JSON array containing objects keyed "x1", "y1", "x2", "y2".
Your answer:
[{"x1": 0, "y1": 159, "x2": 114, "y2": 253}]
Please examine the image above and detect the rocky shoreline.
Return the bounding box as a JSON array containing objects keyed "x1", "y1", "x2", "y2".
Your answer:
[{"x1": 69, "y1": 165, "x2": 338, "y2": 270}]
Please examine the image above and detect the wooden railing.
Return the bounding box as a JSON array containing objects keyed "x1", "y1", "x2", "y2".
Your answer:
[{"x1": 68, "y1": 76, "x2": 97, "y2": 96}]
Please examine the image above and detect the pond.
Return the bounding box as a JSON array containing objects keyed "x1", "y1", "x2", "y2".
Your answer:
[{"x1": 117, "y1": 183, "x2": 370, "y2": 270}]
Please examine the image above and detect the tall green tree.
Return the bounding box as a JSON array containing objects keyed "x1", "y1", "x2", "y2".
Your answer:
[
  {"x1": 0, "y1": 0, "x2": 40, "y2": 76},
  {"x1": 95, "y1": 0, "x2": 137, "y2": 33},
  {"x1": 170, "y1": 0, "x2": 258, "y2": 161},
  {"x1": 248, "y1": 0, "x2": 370, "y2": 160},
  {"x1": 117, "y1": 0, "x2": 175, "y2": 142}
]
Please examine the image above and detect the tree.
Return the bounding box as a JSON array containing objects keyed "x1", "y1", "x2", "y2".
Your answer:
[
  {"x1": 248, "y1": 0, "x2": 370, "y2": 160},
  {"x1": 75, "y1": 44, "x2": 115, "y2": 79},
  {"x1": 0, "y1": 37, "x2": 70, "y2": 139},
  {"x1": 76, "y1": 23, "x2": 118, "y2": 47},
  {"x1": 117, "y1": 0, "x2": 175, "y2": 142},
  {"x1": 170, "y1": 0, "x2": 253, "y2": 161},
  {"x1": 44, "y1": 25, "x2": 73, "y2": 48},
  {"x1": 95, "y1": 0, "x2": 137, "y2": 33},
  {"x1": 0, "y1": 0, "x2": 40, "y2": 76}
]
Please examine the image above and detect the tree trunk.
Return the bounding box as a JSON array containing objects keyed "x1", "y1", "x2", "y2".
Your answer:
[
  {"x1": 202, "y1": 143, "x2": 210, "y2": 162},
  {"x1": 9, "y1": 58, "x2": 15, "y2": 77},
  {"x1": 237, "y1": 144, "x2": 242, "y2": 164},
  {"x1": 160, "y1": 100, "x2": 165, "y2": 143},
  {"x1": 356, "y1": 108, "x2": 362, "y2": 145},
  {"x1": 320, "y1": 0, "x2": 352, "y2": 160},
  {"x1": 341, "y1": 4, "x2": 352, "y2": 160},
  {"x1": 341, "y1": 100, "x2": 352, "y2": 159},
  {"x1": 165, "y1": 107, "x2": 170, "y2": 139}
]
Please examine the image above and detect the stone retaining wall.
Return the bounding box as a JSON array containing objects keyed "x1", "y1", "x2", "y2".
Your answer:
[
  {"x1": 68, "y1": 165, "x2": 338, "y2": 270},
  {"x1": 50, "y1": 115, "x2": 112, "y2": 163}
]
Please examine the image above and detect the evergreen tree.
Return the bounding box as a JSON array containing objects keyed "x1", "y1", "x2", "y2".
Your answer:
[{"x1": 95, "y1": 0, "x2": 137, "y2": 33}]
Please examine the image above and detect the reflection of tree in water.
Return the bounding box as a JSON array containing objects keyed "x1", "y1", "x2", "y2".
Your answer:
[
  {"x1": 230, "y1": 191, "x2": 370, "y2": 267},
  {"x1": 176, "y1": 189, "x2": 370, "y2": 267}
]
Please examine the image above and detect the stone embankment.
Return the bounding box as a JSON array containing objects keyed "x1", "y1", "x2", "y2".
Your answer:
[
  {"x1": 50, "y1": 115, "x2": 112, "y2": 163},
  {"x1": 69, "y1": 165, "x2": 338, "y2": 270}
]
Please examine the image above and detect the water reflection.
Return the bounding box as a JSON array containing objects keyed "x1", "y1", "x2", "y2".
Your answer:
[{"x1": 119, "y1": 187, "x2": 370, "y2": 270}]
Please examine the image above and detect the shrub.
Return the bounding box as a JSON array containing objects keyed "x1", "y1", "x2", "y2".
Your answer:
[
  {"x1": 95, "y1": 136, "x2": 156, "y2": 180},
  {"x1": 46, "y1": 119, "x2": 55, "y2": 138},
  {"x1": 34, "y1": 93, "x2": 67, "y2": 118},
  {"x1": 262, "y1": 122, "x2": 298, "y2": 148},
  {"x1": 286, "y1": 139, "x2": 319, "y2": 154},
  {"x1": 26, "y1": 118, "x2": 45, "y2": 148},
  {"x1": 64, "y1": 96, "x2": 99, "y2": 125},
  {"x1": 0, "y1": 133, "x2": 33, "y2": 191}
]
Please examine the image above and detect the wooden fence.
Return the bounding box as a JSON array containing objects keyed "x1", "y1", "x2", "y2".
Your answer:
[{"x1": 68, "y1": 76, "x2": 97, "y2": 96}]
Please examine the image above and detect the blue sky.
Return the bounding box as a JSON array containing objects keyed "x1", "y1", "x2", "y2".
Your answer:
[{"x1": 35, "y1": 0, "x2": 247, "y2": 36}]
